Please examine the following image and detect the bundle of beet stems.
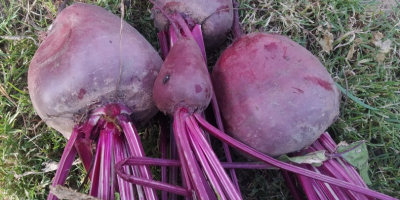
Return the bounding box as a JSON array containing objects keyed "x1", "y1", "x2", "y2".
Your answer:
[{"x1": 115, "y1": 1, "x2": 397, "y2": 200}]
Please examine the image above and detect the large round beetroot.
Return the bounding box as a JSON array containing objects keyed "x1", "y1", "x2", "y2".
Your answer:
[
  {"x1": 212, "y1": 33, "x2": 340, "y2": 157},
  {"x1": 28, "y1": 3, "x2": 163, "y2": 138}
]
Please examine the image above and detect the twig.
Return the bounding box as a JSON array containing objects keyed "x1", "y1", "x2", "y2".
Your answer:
[
  {"x1": 24, "y1": 0, "x2": 38, "y2": 23},
  {"x1": 0, "y1": 84, "x2": 17, "y2": 107},
  {"x1": 0, "y1": 35, "x2": 38, "y2": 46},
  {"x1": 116, "y1": 0, "x2": 125, "y2": 97},
  {"x1": 333, "y1": 30, "x2": 365, "y2": 50},
  {"x1": 341, "y1": 62, "x2": 350, "y2": 117}
]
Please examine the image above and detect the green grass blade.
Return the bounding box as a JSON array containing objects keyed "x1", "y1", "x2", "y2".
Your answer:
[{"x1": 335, "y1": 82, "x2": 379, "y2": 111}]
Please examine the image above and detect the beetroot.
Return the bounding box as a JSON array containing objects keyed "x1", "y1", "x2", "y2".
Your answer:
[
  {"x1": 28, "y1": 3, "x2": 162, "y2": 199},
  {"x1": 151, "y1": 0, "x2": 233, "y2": 49},
  {"x1": 152, "y1": 36, "x2": 212, "y2": 115},
  {"x1": 212, "y1": 32, "x2": 340, "y2": 157},
  {"x1": 147, "y1": 13, "x2": 242, "y2": 199},
  {"x1": 29, "y1": 3, "x2": 162, "y2": 139}
]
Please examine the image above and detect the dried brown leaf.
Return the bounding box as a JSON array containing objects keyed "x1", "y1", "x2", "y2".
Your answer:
[
  {"x1": 345, "y1": 70, "x2": 356, "y2": 76},
  {"x1": 50, "y1": 185, "x2": 100, "y2": 200},
  {"x1": 346, "y1": 43, "x2": 357, "y2": 60},
  {"x1": 376, "y1": 53, "x2": 386, "y2": 62},
  {"x1": 372, "y1": 32, "x2": 392, "y2": 53},
  {"x1": 318, "y1": 30, "x2": 334, "y2": 54},
  {"x1": 373, "y1": 32, "x2": 384, "y2": 41}
]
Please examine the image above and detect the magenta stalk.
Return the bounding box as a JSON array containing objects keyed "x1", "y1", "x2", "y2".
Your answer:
[
  {"x1": 47, "y1": 104, "x2": 156, "y2": 200},
  {"x1": 196, "y1": 115, "x2": 397, "y2": 200}
]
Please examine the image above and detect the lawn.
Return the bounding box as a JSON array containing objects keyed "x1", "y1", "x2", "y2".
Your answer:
[{"x1": 0, "y1": 0, "x2": 399, "y2": 199}]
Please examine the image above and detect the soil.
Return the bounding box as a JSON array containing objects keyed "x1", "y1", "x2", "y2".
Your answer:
[{"x1": 378, "y1": 0, "x2": 398, "y2": 11}]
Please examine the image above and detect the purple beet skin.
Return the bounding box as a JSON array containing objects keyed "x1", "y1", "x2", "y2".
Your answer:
[{"x1": 28, "y1": 3, "x2": 163, "y2": 138}]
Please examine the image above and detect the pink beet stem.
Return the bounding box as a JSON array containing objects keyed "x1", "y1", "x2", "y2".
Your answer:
[
  {"x1": 114, "y1": 132, "x2": 136, "y2": 199},
  {"x1": 281, "y1": 170, "x2": 303, "y2": 200},
  {"x1": 187, "y1": 123, "x2": 227, "y2": 199},
  {"x1": 159, "y1": 117, "x2": 168, "y2": 200},
  {"x1": 168, "y1": 124, "x2": 179, "y2": 200},
  {"x1": 47, "y1": 127, "x2": 79, "y2": 200},
  {"x1": 157, "y1": 31, "x2": 170, "y2": 60},
  {"x1": 190, "y1": 25, "x2": 206, "y2": 61},
  {"x1": 100, "y1": 124, "x2": 113, "y2": 199},
  {"x1": 118, "y1": 116, "x2": 158, "y2": 199},
  {"x1": 172, "y1": 14, "x2": 194, "y2": 40},
  {"x1": 187, "y1": 115, "x2": 242, "y2": 199},
  {"x1": 47, "y1": 104, "x2": 155, "y2": 200},
  {"x1": 231, "y1": 0, "x2": 242, "y2": 39},
  {"x1": 310, "y1": 141, "x2": 368, "y2": 199},
  {"x1": 123, "y1": 137, "x2": 146, "y2": 199},
  {"x1": 210, "y1": 88, "x2": 241, "y2": 194},
  {"x1": 116, "y1": 157, "x2": 191, "y2": 196},
  {"x1": 119, "y1": 156, "x2": 273, "y2": 169},
  {"x1": 173, "y1": 108, "x2": 213, "y2": 200},
  {"x1": 195, "y1": 114, "x2": 397, "y2": 200},
  {"x1": 74, "y1": 138, "x2": 93, "y2": 177},
  {"x1": 89, "y1": 125, "x2": 103, "y2": 197}
]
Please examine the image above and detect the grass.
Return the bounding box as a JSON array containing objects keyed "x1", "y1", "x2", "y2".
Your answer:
[{"x1": 0, "y1": 0, "x2": 399, "y2": 199}]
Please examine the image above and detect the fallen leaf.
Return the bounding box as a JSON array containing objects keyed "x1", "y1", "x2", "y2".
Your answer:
[
  {"x1": 346, "y1": 38, "x2": 363, "y2": 60},
  {"x1": 50, "y1": 185, "x2": 100, "y2": 200},
  {"x1": 345, "y1": 70, "x2": 356, "y2": 76},
  {"x1": 372, "y1": 32, "x2": 391, "y2": 53},
  {"x1": 279, "y1": 150, "x2": 327, "y2": 167},
  {"x1": 373, "y1": 32, "x2": 384, "y2": 41},
  {"x1": 346, "y1": 43, "x2": 356, "y2": 60},
  {"x1": 336, "y1": 141, "x2": 372, "y2": 185},
  {"x1": 376, "y1": 53, "x2": 386, "y2": 62},
  {"x1": 318, "y1": 30, "x2": 334, "y2": 54},
  {"x1": 316, "y1": 25, "x2": 323, "y2": 35},
  {"x1": 378, "y1": 40, "x2": 391, "y2": 53},
  {"x1": 42, "y1": 160, "x2": 63, "y2": 172}
]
